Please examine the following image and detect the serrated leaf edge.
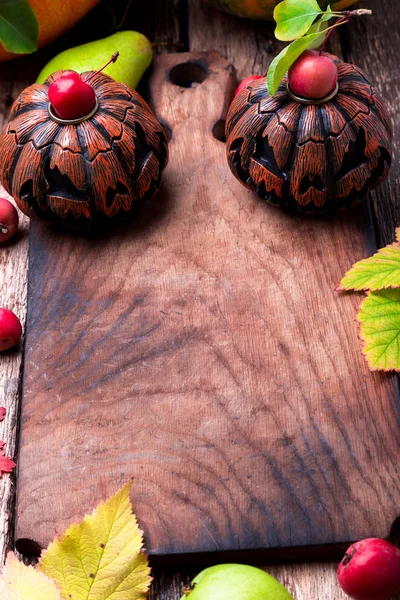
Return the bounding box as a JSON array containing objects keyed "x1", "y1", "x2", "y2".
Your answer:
[
  {"x1": 39, "y1": 481, "x2": 152, "y2": 600},
  {"x1": 356, "y1": 291, "x2": 400, "y2": 373},
  {"x1": 337, "y1": 240, "x2": 400, "y2": 292}
]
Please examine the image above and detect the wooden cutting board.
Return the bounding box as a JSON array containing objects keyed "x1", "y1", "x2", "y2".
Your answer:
[{"x1": 15, "y1": 51, "x2": 400, "y2": 558}]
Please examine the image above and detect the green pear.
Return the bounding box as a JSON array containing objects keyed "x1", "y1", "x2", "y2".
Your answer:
[
  {"x1": 181, "y1": 564, "x2": 294, "y2": 600},
  {"x1": 37, "y1": 31, "x2": 153, "y2": 89}
]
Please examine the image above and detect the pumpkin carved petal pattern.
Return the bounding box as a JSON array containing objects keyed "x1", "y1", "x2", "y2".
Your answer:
[
  {"x1": 226, "y1": 56, "x2": 392, "y2": 213},
  {"x1": 0, "y1": 71, "x2": 168, "y2": 226}
]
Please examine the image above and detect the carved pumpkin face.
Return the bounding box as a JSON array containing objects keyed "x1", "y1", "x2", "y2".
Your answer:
[
  {"x1": 226, "y1": 56, "x2": 392, "y2": 213},
  {"x1": 0, "y1": 71, "x2": 168, "y2": 226}
]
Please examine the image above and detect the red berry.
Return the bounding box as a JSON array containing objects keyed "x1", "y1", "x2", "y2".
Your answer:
[
  {"x1": 338, "y1": 538, "x2": 400, "y2": 600},
  {"x1": 0, "y1": 197, "x2": 19, "y2": 244},
  {"x1": 48, "y1": 71, "x2": 96, "y2": 121},
  {"x1": 0, "y1": 309, "x2": 22, "y2": 352},
  {"x1": 288, "y1": 50, "x2": 338, "y2": 100},
  {"x1": 235, "y1": 75, "x2": 263, "y2": 97}
]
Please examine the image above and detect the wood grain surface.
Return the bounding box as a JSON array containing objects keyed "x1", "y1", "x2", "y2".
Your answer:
[
  {"x1": 2, "y1": 0, "x2": 400, "y2": 598},
  {"x1": 14, "y1": 41, "x2": 400, "y2": 557},
  {"x1": 0, "y1": 56, "x2": 39, "y2": 566}
]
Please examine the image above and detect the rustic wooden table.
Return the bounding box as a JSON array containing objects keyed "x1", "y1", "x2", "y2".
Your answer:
[{"x1": 1, "y1": 0, "x2": 399, "y2": 597}]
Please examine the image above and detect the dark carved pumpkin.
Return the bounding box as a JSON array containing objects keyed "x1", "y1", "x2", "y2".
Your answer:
[
  {"x1": 226, "y1": 56, "x2": 392, "y2": 213},
  {"x1": 0, "y1": 71, "x2": 168, "y2": 226}
]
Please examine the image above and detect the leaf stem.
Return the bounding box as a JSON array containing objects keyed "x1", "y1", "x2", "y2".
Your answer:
[
  {"x1": 319, "y1": 16, "x2": 349, "y2": 55},
  {"x1": 319, "y1": 8, "x2": 372, "y2": 55},
  {"x1": 114, "y1": 0, "x2": 133, "y2": 30},
  {"x1": 342, "y1": 9, "x2": 373, "y2": 17}
]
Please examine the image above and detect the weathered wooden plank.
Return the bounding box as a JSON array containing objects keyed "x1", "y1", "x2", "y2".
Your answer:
[
  {"x1": 0, "y1": 55, "x2": 38, "y2": 565},
  {"x1": 342, "y1": 0, "x2": 400, "y2": 248},
  {"x1": 189, "y1": 0, "x2": 281, "y2": 80},
  {"x1": 0, "y1": 187, "x2": 29, "y2": 567},
  {"x1": 125, "y1": 0, "x2": 186, "y2": 49}
]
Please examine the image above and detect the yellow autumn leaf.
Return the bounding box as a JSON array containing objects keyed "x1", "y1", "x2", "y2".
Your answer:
[
  {"x1": 38, "y1": 482, "x2": 151, "y2": 600},
  {"x1": 0, "y1": 552, "x2": 61, "y2": 600}
]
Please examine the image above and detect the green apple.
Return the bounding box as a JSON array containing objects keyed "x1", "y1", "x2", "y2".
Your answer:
[
  {"x1": 36, "y1": 31, "x2": 153, "y2": 89},
  {"x1": 181, "y1": 564, "x2": 294, "y2": 600}
]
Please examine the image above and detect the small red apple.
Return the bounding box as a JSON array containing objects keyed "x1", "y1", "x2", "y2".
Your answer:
[
  {"x1": 0, "y1": 309, "x2": 22, "y2": 352},
  {"x1": 48, "y1": 71, "x2": 96, "y2": 121},
  {"x1": 288, "y1": 50, "x2": 338, "y2": 100},
  {"x1": 338, "y1": 538, "x2": 400, "y2": 600},
  {"x1": 47, "y1": 54, "x2": 119, "y2": 121},
  {"x1": 0, "y1": 197, "x2": 19, "y2": 244},
  {"x1": 235, "y1": 75, "x2": 263, "y2": 97}
]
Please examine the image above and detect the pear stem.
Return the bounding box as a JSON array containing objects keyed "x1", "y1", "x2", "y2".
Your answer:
[{"x1": 86, "y1": 52, "x2": 120, "y2": 83}]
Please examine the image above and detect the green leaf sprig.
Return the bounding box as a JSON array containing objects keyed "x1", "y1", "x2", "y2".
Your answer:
[
  {"x1": 338, "y1": 229, "x2": 400, "y2": 372},
  {"x1": 0, "y1": 0, "x2": 39, "y2": 55},
  {"x1": 267, "y1": 0, "x2": 372, "y2": 96}
]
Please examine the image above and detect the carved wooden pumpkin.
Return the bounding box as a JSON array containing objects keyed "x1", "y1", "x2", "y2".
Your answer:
[
  {"x1": 0, "y1": 71, "x2": 168, "y2": 226},
  {"x1": 226, "y1": 56, "x2": 392, "y2": 213}
]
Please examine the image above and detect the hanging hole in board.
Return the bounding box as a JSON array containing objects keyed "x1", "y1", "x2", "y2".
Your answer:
[
  {"x1": 169, "y1": 61, "x2": 208, "y2": 88},
  {"x1": 15, "y1": 537, "x2": 42, "y2": 559},
  {"x1": 212, "y1": 119, "x2": 227, "y2": 143}
]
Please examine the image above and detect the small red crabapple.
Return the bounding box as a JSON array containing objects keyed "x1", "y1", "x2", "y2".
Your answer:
[
  {"x1": 48, "y1": 53, "x2": 119, "y2": 121},
  {"x1": 48, "y1": 71, "x2": 96, "y2": 121},
  {"x1": 0, "y1": 197, "x2": 19, "y2": 244},
  {"x1": 338, "y1": 538, "x2": 400, "y2": 600},
  {"x1": 235, "y1": 75, "x2": 263, "y2": 97},
  {"x1": 288, "y1": 50, "x2": 338, "y2": 100},
  {"x1": 0, "y1": 309, "x2": 22, "y2": 352}
]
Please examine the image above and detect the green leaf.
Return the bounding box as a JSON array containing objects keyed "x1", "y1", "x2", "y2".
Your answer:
[
  {"x1": 300, "y1": 6, "x2": 335, "y2": 49},
  {"x1": 0, "y1": 0, "x2": 38, "y2": 54},
  {"x1": 358, "y1": 289, "x2": 400, "y2": 372},
  {"x1": 319, "y1": 5, "x2": 334, "y2": 23},
  {"x1": 267, "y1": 30, "x2": 326, "y2": 95},
  {"x1": 38, "y1": 482, "x2": 151, "y2": 600},
  {"x1": 339, "y1": 235, "x2": 400, "y2": 292},
  {"x1": 274, "y1": 0, "x2": 323, "y2": 41},
  {"x1": 306, "y1": 19, "x2": 327, "y2": 49}
]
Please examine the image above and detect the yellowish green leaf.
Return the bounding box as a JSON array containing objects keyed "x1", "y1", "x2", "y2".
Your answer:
[
  {"x1": 307, "y1": 6, "x2": 335, "y2": 47},
  {"x1": 38, "y1": 482, "x2": 151, "y2": 600},
  {"x1": 307, "y1": 19, "x2": 327, "y2": 48},
  {"x1": 274, "y1": 0, "x2": 322, "y2": 41},
  {"x1": 339, "y1": 238, "x2": 400, "y2": 291},
  {"x1": 0, "y1": 552, "x2": 61, "y2": 600},
  {"x1": 358, "y1": 289, "x2": 400, "y2": 372}
]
